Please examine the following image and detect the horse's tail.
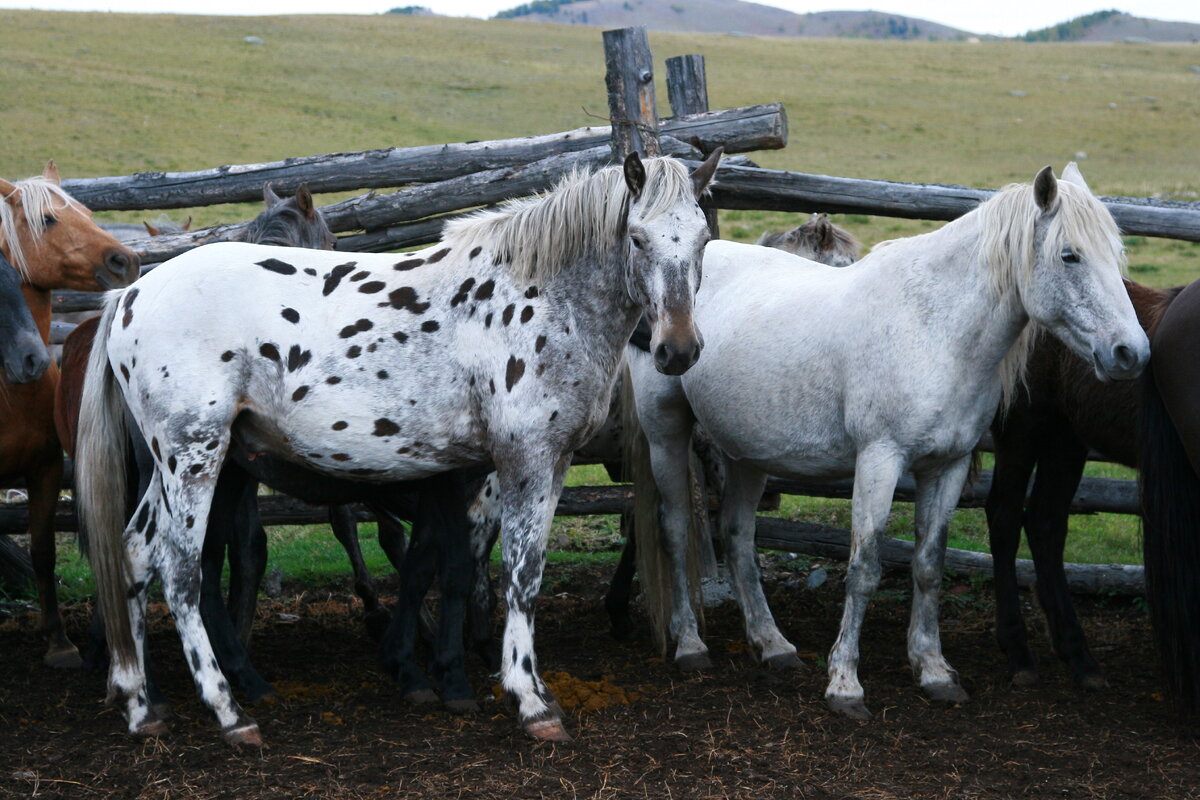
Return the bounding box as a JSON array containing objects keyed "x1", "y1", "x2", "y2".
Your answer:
[
  {"x1": 1138, "y1": 358, "x2": 1200, "y2": 714},
  {"x1": 76, "y1": 291, "x2": 136, "y2": 670},
  {"x1": 621, "y1": 361, "x2": 705, "y2": 657}
]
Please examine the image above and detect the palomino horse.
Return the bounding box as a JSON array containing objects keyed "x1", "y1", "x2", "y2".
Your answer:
[
  {"x1": 756, "y1": 212, "x2": 862, "y2": 266},
  {"x1": 1139, "y1": 278, "x2": 1200, "y2": 715},
  {"x1": 985, "y1": 279, "x2": 1176, "y2": 690},
  {"x1": 0, "y1": 162, "x2": 138, "y2": 667},
  {"x1": 627, "y1": 164, "x2": 1147, "y2": 719},
  {"x1": 0, "y1": 251, "x2": 50, "y2": 385},
  {"x1": 77, "y1": 151, "x2": 720, "y2": 744}
]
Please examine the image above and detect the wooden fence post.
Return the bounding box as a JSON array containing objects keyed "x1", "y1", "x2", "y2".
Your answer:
[
  {"x1": 665, "y1": 53, "x2": 719, "y2": 238},
  {"x1": 603, "y1": 27, "x2": 661, "y2": 159}
]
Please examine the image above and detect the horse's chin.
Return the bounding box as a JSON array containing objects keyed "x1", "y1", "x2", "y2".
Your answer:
[{"x1": 93, "y1": 270, "x2": 117, "y2": 291}]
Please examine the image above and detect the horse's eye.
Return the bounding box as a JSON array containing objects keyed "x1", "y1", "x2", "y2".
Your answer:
[
  {"x1": 42, "y1": 215, "x2": 57, "y2": 228},
  {"x1": 1061, "y1": 248, "x2": 1079, "y2": 264},
  {"x1": 630, "y1": 235, "x2": 645, "y2": 251}
]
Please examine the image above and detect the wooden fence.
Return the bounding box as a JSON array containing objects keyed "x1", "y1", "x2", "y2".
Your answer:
[{"x1": 6, "y1": 26, "x2": 1192, "y2": 594}]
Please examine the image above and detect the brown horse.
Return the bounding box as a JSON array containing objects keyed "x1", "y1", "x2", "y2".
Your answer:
[
  {"x1": 0, "y1": 162, "x2": 138, "y2": 667},
  {"x1": 1138, "y1": 278, "x2": 1200, "y2": 714},
  {"x1": 986, "y1": 279, "x2": 1176, "y2": 689}
]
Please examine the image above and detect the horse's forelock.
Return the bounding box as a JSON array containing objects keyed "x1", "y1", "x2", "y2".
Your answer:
[
  {"x1": 1046, "y1": 181, "x2": 1125, "y2": 275},
  {"x1": 442, "y1": 156, "x2": 695, "y2": 286},
  {"x1": 0, "y1": 178, "x2": 82, "y2": 277}
]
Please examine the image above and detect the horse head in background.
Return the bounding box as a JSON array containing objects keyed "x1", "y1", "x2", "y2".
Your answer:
[
  {"x1": 246, "y1": 183, "x2": 336, "y2": 250},
  {"x1": 756, "y1": 213, "x2": 861, "y2": 267}
]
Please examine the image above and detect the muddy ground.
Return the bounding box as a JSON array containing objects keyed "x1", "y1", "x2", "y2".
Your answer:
[{"x1": 1, "y1": 558, "x2": 1197, "y2": 799}]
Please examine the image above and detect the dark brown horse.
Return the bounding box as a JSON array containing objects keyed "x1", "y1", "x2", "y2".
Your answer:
[
  {"x1": 986, "y1": 278, "x2": 1176, "y2": 689},
  {"x1": 0, "y1": 162, "x2": 138, "y2": 667},
  {"x1": 1139, "y1": 278, "x2": 1200, "y2": 714}
]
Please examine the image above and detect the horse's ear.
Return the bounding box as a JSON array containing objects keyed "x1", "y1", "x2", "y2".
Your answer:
[
  {"x1": 691, "y1": 147, "x2": 722, "y2": 198},
  {"x1": 1061, "y1": 161, "x2": 1092, "y2": 194},
  {"x1": 817, "y1": 218, "x2": 837, "y2": 250},
  {"x1": 1033, "y1": 165, "x2": 1057, "y2": 212},
  {"x1": 143, "y1": 221, "x2": 160, "y2": 237},
  {"x1": 623, "y1": 152, "x2": 646, "y2": 198},
  {"x1": 0, "y1": 178, "x2": 16, "y2": 201},
  {"x1": 181, "y1": 216, "x2": 192, "y2": 231},
  {"x1": 263, "y1": 182, "x2": 282, "y2": 208},
  {"x1": 295, "y1": 184, "x2": 316, "y2": 218},
  {"x1": 42, "y1": 160, "x2": 61, "y2": 186}
]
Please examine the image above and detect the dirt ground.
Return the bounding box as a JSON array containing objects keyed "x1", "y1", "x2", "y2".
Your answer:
[{"x1": 1, "y1": 558, "x2": 1197, "y2": 800}]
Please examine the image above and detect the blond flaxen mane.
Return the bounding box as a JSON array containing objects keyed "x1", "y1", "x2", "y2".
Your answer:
[
  {"x1": 0, "y1": 177, "x2": 85, "y2": 278},
  {"x1": 441, "y1": 157, "x2": 696, "y2": 286},
  {"x1": 973, "y1": 178, "x2": 1126, "y2": 412}
]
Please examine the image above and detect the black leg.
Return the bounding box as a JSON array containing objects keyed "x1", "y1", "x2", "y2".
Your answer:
[{"x1": 605, "y1": 511, "x2": 637, "y2": 640}]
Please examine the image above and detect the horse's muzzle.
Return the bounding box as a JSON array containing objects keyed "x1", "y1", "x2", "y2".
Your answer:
[
  {"x1": 653, "y1": 332, "x2": 704, "y2": 376},
  {"x1": 99, "y1": 248, "x2": 140, "y2": 288},
  {"x1": 1093, "y1": 336, "x2": 1150, "y2": 381}
]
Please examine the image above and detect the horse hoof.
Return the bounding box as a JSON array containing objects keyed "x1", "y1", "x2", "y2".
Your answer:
[
  {"x1": 924, "y1": 682, "x2": 970, "y2": 705},
  {"x1": 1078, "y1": 673, "x2": 1108, "y2": 692},
  {"x1": 523, "y1": 718, "x2": 572, "y2": 743},
  {"x1": 149, "y1": 703, "x2": 173, "y2": 722},
  {"x1": 364, "y1": 609, "x2": 392, "y2": 643},
  {"x1": 443, "y1": 697, "x2": 480, "y2": 714},
  {"x1": 43, "y1": 647, "x2": 83, "y2": 670},
  {"x1": 764, "y1": 652, "x2": 804, "y2": 671},
  {"x1": 222, "y1": 718, "x2": 263, "y2": 749},
  {"x1": 244, "y1": 685, "x2": 278, "y2": 705},
  {"x1": 827, "y1": 696, "x2": 872, "y2": 721},
  {"x1": 403, "y1": 688, "x2": 440, "y2": 706},
  {"x1": 675, "y1": 652, "x2": 713, "y2": 673},
  {"x1": 1011, "y1": 669, "x2": 1039, "y2": 688},
  {"x1": 608, "y1": 613, "x2": 634, "y2": 641}
]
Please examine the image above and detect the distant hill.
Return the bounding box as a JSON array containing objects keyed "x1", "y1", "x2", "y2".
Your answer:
[
  {"x1": 1023, "y1": 10, "x2": 1200, "y2": 42},
  {"x1": 494, "y1": 0, "x2": 973, "y2": 41}
]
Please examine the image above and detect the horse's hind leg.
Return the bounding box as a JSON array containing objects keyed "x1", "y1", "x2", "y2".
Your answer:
[
  {"x1": 223, "y1": 470, "x2": 266, "y2": 649},
  {"x1": 908, "y1": 456, "x2": 973, "y2": 706},
  {"x1": 27, "y1": 454, "x2": 81, "y2": 668},
  {"x1": 605, "y1": 513, "x2": 637, "y2": 640},
  {"x1": 985, "y1": 421, "x2": 1040, "y2": 686},
  {"x1": 1023, "y1": 439, "x2": 1104, "y2": 689},
  {"x1": 720, "y1": 460, "x2": 800, "y2": 669},
  {"x1": 826, "y1": 444, "x2": 905, "y2": 720},
  {"x1": 428, "y1": 473, "x2": 477, "y2": 712},
  {"x1": 329, "y1": 504, "x2": 391, "y2": 642},
  {"x1": 467, "y1": 473, "x2": 501, "y2": 672}
]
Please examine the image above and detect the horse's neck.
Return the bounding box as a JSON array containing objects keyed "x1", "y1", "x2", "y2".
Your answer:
[
  {"x1": 548, "y1": 246, "x2": 639, "y2": 374},
  {"x1": 19, "y1": 284, "x2": 52, "y2": 344},
  {"x1": 896, "y1": 216, "x2": 1030, "y2": 382}
]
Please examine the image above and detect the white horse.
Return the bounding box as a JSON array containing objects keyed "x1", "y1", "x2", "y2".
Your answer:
[
  {"x1": 76, "y1": 150, "x2": 721, "y2": 745},
  {"x1": 628, "y1": 164, "x2": 1148, "y2": 718}
]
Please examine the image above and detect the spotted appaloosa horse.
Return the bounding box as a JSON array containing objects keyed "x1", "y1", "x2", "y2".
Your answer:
[
  {"x1": 985, "y1": 279, "x2": 1176, "y2": 691},
  {"x1": 756, "y1": 213, "x2": 861, "y2": 266},
  {"x1": 77, "y1": 150, "x2": 721, "y2": 745},
  {"x1": 0, "y1": 162, "x2": 138, "y2": 667},
  {"x1": 628, "y1": 164, "x2": 1147, "y2": 719}
]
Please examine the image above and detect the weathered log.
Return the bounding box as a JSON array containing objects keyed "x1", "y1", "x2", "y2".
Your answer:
[
  {"x1": 754, "y1": 517, "x2": 1145, "y2": 595},
  {"x1": 666, "y1": 53, "x2": 719, "y2": 238},
  {"x1": 604, "y1": 27, "x2": 661, "y2": 159},
  {"x1": 62, "y1": 105, "x2": 785, "y2": 212},
  {"x1": 705, "y1": 163, "x2": 1200, "y2": 242},
  {"x1": 766, "y1": 469, "x2": 1140, "y2": 516}
]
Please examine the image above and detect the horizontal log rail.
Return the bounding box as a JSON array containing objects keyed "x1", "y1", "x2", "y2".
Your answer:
[{"x1": 62, "y1": 105, "x2": 786, "y2": 211}]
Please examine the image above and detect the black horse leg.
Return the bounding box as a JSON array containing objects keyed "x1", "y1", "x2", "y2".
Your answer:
[
  {"x1": 985, "y1": 424, "x2": 1040, "y2": 686},
  {"x1": 427, "y1": 473, "x2": 477, "y2": 711},
  {"x1": 225, "y1": 471, "x2": 268, "y2": 650},
  {"x1": 329, "y1": 504, "x2": 391, "y2": 642},
  {"x1": 1023, "y1": 437, "x2": 1105, "y2": 689},
  {"x1": 605, "y1": 511, "x2": 637, "y2": 640},
  {"x1": 202, "y1": 465, "x2": 275, "y2": 702}
]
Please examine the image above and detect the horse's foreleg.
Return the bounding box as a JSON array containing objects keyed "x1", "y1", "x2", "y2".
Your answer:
[
  {"x1": 224, "y1": 470, "x2": 266, "y2": 649},
  {"x1": 1023, "y1": 441, "x2": 1104, "y2": 690},
  {"x1": 330, "y1": 504, "x2": 390, "y2": 642},
  {"x1": 467, "y1": 473, "x2": 501, "y2": 671},
  {"x1": 826, "y1": 444, "x2": 905, "y2": 720},
  {"x1": 985, "y1": 421, "x2": 1039, "y2": 686},
  {"x1": 430, "y1": 473, "x2": 477, "y2": 711},
  {"x1": 379, "y1": 495, "x2": 440, "y2": 705},
  {"x1": 27, "y1": 454, "x2": 81, "y2": 668},
  {"x1": 908, "y1": 455, "x2": 973, "y2": 706},
  {"x1": 605, "y1": 512, "x2": 637, "y2": 640},
  {"x1": 720, "y1": 460, "x2": 799, "y2": 669},
  {"x1": 498, "y1": 454, "x2": 571, "y2": 742}
]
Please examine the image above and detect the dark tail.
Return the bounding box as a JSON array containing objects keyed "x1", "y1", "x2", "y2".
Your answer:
[
  {"x1": 1139, "y1": 359, "x2": 1200, "y2": 714},
  {"x1": 76, "y1": 292, "x2": 137, "y2": 671}
]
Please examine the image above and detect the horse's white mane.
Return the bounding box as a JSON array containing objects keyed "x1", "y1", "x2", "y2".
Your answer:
[
  {"x1": 974, "y1": 178, "x2": 1125, "y2": 412},
  {"x1": 441, "y1": 157, "x2": 695, "y2": 285},
  {"x1": 0, "y1": 177, "x2": 84, "y2": 278}
]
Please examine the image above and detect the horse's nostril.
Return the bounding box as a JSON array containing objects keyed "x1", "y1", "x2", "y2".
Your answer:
[
  {"x1": 106, "y1": 250, "x2": 137, "y2": 276},
  {"x1": 1113, "y1": 344, "x2": 1135, "y2": 369}
]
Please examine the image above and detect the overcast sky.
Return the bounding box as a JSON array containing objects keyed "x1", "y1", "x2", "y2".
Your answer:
[{"x1": 3, "y1": 1, "x2": 1198, "y2": 37}]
